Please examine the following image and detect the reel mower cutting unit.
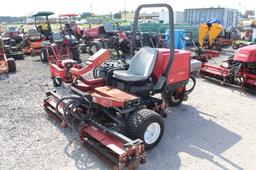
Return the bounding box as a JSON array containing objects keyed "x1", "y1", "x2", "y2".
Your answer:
[
  {"x1": 43, "y1": 4, "x2": 197, "y2": 169},
  {"x1": 200, "y1": 45, "x2": 256, "y2": 89}
]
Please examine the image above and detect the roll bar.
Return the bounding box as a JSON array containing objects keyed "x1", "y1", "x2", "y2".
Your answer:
[{"x1": 130, "y1": 4, "x2": 175, "y2": 88}]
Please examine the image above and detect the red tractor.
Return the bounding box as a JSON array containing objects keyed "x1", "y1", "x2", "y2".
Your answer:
[
  {"x1": 40, "y1": 31, "x2": 82, "y2": 68},
  {"x1": 199, "y1": 45, "x2": 256, "y2": 89},
  {"x1": 43, "y1": 4, "x2": 197, "y2": 169},
  {"x1": 81, "y1": 22, "x2": 130, "y2": 57},
  {"x1": 58, "y1": 14, "x2": 82, "y2": 40}
]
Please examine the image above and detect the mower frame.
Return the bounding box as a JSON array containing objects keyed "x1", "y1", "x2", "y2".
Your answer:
[{"x1": 44, "y1": 3, "x2": 193, "y2": 169}]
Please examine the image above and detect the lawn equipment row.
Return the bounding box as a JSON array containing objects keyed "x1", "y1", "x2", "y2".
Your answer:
[{"x1": 43, "y1": 4, "x2": 200, "y2": 169}]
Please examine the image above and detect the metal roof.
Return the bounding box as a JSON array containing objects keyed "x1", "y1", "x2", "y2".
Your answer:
[{"x1": 32, "y1": 12, "x2": 54, "y2": 17}]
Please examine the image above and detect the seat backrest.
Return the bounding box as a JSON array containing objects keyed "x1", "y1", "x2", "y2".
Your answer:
[
  {"x1": 128, "y1": 47, "x2": 157, "y2": 77},
  {"x1": 52, "y1": 32, "x2": 63, "y2": 42},
  {"x1": 28, "y1": 29, "x2": 38, "y2": 37}
]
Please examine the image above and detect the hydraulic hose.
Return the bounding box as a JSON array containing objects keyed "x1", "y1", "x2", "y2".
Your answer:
[
  {"x1": 55, "y1": 96, "x2": 91, "y2": 132},
  {"x1": 185, "y1": 76, "x2": 196, "y2": 95}
]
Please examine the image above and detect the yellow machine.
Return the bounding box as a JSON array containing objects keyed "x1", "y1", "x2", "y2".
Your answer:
[{"x1": 198, "y1": 22, "x2": 224, "y2": 48}]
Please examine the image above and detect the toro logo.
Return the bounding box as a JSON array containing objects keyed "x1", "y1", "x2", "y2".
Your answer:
[{"x1": 99, "y1": 98, "x2": 112, "y2": 107}]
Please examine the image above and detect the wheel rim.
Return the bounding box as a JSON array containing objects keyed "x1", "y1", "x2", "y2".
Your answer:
[
  {"x1": 144, "y1": 122, "x2": 161, "y2": 145},
  {"x1": 91, "y1": 45, "x2": 98, "y2": 54}
]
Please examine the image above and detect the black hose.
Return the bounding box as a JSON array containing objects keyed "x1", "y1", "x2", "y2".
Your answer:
[
  {"x1": 55, "y1": 96, "x2": 91, "y2": 132},
  {"x1": 185, "y1": 76, "x2": 196, "y2": 94}
]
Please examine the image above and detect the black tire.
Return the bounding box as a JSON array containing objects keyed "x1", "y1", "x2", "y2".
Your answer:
[
  {"x1": 40, "y1": 48, "x2": 48, "y2": 63},
  {"x1": 89, "y1": 41, "x2": 103, "y2": 55},
  {"x1": 232, "y1": 44, "x2": 239, "y2": 50},
  {"x1": 31, "y1": 49, "x2": 35, "y2": 57},
  {"x1": 7, "y1": 58, "x2": 16, "y2": 72},
  {"x1": 126, "y1": 109, "x2": 164, "y2": 150},
  {"x1": 71, "y1": 47, "x2": 81, "y2": 63},
  {"x1": 161, "y1": 89, "x2": 184, "y2": 106},
  {"x1": 53, "y1": 77, "x2": 62, "y2": 87}
]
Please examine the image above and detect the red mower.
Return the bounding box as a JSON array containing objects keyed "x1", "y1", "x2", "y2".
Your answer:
[
  {"x1": 199, "y1": 45, "x2": 256, "y2": 89},
  {"x1": 81, "y1": 22, "x2": 130, "y2": 57},
  {"x1": 58, "y1": 14, "x2": 82, "y2": 40},
  {"x1": 40, "y1": 31, "x2": 82, "y2": 74},
  {"x1": 43, "y1": 4, "x2": 198, "y2": 169},
  {"x1": 0, "y1": 37, "x2": 16, "y2": 76}
]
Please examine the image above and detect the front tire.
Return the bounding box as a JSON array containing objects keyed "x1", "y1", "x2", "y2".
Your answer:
[
  {"x1": 7, "y1": 58, "x2": 16, "y2": 72},
  {"x1": 53, "y1": 76, "x2": 62, "y2": 87},
  {"x1": 126, "y1": 109, "x2": 164, "y2": 150},
  {"x1": 40, "y1": 48, "x2": 48, "y2": 63}
]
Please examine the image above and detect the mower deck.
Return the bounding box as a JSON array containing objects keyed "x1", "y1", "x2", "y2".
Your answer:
[{"x1": 44, "y1": 90, "x2": 146, "y2": 170}]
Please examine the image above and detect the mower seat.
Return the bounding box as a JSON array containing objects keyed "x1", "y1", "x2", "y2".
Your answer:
[
  {"x1": 52, "y1": 32, "x2": 64, "y2": 44},
  {"x1": 113, "y1": 47, "x2": 157, "y2": 82}
]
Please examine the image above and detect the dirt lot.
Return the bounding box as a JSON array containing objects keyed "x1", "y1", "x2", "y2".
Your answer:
[{"x1": 0, "y1": 56, "x2": 256, "y2": 170}]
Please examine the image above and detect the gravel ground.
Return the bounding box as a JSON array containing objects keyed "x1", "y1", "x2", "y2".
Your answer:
[{"x1": 0, "y1": 55, "x2": 256, "y2": 170}]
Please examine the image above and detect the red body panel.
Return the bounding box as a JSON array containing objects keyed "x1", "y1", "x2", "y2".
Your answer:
[
  {"x1": 153, "y1": 49, "x2": 190, "y2": 84},
  {"x1": 83, "y1": 27, "x2": 100, "y2": 38},
  {"x1": 200, "y1": 63, "x2": 229, "y2": 77},
  {"x1": 234, "y1": 45, "x2": 256, "y2": 62}
]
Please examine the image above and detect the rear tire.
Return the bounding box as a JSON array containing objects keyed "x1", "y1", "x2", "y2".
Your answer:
[
  {"x1": 7, "y1": 58, "x2": 16, "y2": 72},
  {"x1": 161, "y1": 90, "x2": 184, "y2": 106},
  {"x1": 126, "y1": 109, "x2": 164, "y2": 150}
]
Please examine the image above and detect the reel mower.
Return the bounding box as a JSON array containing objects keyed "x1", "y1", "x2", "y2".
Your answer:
[
  {"x1": 81, "y1": 22, "x2": 130, "y2": 57},
  {"x1": 199, "y1": 45, "x2": 256, "y2": 89},
  {"x1": 43, "y1": 4, "x2": 198, "y2": 169},
  {"x1": 40, "y1": 31, "x2": 82, "y2": 64}
]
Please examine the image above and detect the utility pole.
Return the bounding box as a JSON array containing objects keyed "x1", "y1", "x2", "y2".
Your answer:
[{"x1": 124, "y1": 0, "x2": 126, "y2": 21}]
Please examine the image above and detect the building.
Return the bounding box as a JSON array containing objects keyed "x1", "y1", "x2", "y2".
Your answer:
[
  {"x1": 159, "y1": 10, "x2": 185, "y2": 24},
  {"x1": 184, "y1": 8, "x2": 239, "y2": 29}
]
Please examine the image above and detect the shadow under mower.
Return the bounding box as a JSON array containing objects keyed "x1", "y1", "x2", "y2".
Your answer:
[{"x1": 43, "y1": 4, "x2": 198, "y2": 170}]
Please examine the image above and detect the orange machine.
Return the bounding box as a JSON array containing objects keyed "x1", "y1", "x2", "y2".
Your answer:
[{"x1": 0, "y1": 37, "x2": 16, "y2": 75}]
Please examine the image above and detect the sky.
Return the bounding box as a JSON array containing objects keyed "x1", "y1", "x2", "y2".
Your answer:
[{"x1": 0, "y1": 0, "x2": 254, "y2": 17}]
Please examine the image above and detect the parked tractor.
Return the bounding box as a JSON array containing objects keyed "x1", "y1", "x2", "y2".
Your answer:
[
  {"x1": 58, "y1": 14, "x2": 82, "y2": 40},
  {"x1": 22, "y1": 12, "x2": 54, "y2": 56},
  {"x1": 81, "y1": 22, "x2": 130, "y2": 57},
  {"x1": 2, "y1": 27, "x2": 24, "y2": 60}
]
